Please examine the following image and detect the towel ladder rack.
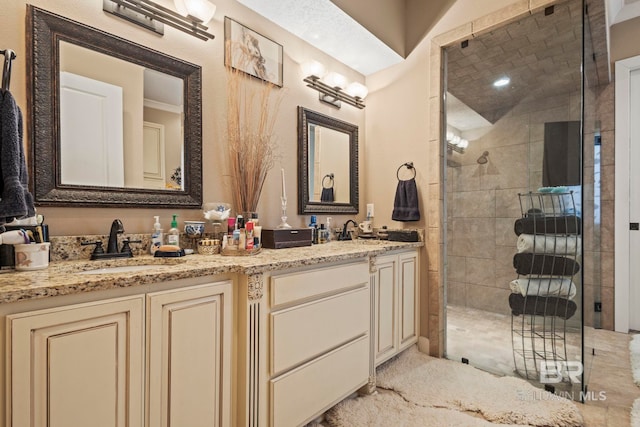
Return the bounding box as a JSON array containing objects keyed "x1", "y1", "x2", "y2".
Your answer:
[{"x1": 1, "y1": 49, "x2": 16, "y2": 91}]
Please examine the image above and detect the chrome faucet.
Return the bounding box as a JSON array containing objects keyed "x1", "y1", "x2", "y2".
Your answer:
[{"x1": 338, "y1": 220, "x2": 358, "y2": 241}]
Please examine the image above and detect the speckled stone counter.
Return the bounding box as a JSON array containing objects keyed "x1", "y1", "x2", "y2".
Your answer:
[{"x1": 0, "y1": 240, "x2": 423, "y2": 305}]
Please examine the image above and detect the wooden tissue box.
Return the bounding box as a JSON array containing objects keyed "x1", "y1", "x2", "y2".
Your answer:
[{"x1": 261, "y1": 228, "x2": 312, "y2": 249}]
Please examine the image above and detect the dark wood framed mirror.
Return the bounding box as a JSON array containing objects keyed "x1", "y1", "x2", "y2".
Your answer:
[
  {"x1": 27, "y1": 5, "x2": 202, "y2": 208},
  {"x1": 297, "y1": 107, "x2": 358, "y2": 214}
]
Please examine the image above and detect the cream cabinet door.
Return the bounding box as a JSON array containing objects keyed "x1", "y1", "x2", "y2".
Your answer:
[
  {"x1": 373, "y1": 254, "x2": 398, "y2": 365},
  {"x1": 373, "y1": 250, "x2": 420, "y2": 366},
  {"x1": 398, "y1": 251, "x2": 419, "y2": 351},
  {"x1": 146, "y1": 281, "x2": 232, "y2": 427},
  {"x1": 7, "y1": 295, "x2": 145, "y2": 427}
]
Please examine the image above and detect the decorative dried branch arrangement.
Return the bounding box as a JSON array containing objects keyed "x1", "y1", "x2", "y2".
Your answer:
[{"x1": 225, "y1": 40, "x2": 282, "y2": 214}]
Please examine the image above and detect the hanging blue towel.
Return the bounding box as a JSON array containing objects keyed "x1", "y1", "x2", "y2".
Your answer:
[
  {"x1": 392, "y1": 178, "x2": 420, "y2": 221},
  {"x1": 0, "y1": 90, "x2": 35, "y2": 225}
]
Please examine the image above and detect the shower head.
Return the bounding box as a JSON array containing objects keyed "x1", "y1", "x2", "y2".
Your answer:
[{"x1": 477, "y1": 151, "x2": 489, "y2": 164}]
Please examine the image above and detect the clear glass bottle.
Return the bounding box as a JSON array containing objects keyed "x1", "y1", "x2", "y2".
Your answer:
[{"x1": 318, "y1": 223, "x2": 328, "y2": 244}]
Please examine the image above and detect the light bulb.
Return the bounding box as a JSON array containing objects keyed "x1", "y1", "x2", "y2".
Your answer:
[
  {"x1": 323, "y1": 72, "x2": 347, "y2": 90},
  {"x1": 458, "y1": 139, "x2": 469, "y2": 149},
  {"x1": 301, "y1": 60, "x2": 326, "y2": 79},
  {"x1": 345, "y1": 82, "x2": 368, "y2": 99},
  {"x1": 174, "y1": 0, "x2": 216, "y2": 24}
]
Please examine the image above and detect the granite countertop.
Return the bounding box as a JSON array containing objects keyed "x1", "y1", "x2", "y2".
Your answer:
[{"x1": 0, "y1": 240, "x2": 423, "y2": 305}]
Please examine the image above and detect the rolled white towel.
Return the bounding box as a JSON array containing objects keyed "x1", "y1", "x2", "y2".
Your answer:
[
  {"x1": 516, "y1": 234, "x2": 581, "y2": 256},
  {"x1": 0, "y1": 229, "x2": 30, "y2": 245},
  {"x1": 510, "y1": 278, "x2": 577, "y2": 300}
]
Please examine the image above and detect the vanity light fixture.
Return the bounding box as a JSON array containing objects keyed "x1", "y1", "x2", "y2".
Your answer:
[
  {"x1": 174, "y1": 0, "x2": 216, "y2": 24},
  {"x1": 446, "y1": 131, "x2": 468, "y2": 154},
  {"x1": 302, "y1": 60, "x2": 367, "y2": 109},
  {"x1": 103, "y1": 0, "x2": 215, "y2": 41}
]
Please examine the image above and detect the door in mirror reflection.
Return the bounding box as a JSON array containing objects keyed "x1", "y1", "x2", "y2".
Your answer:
[
  {"x1": 308, "y1": 124, "x2": 350, "y2": 203},
  {"x1": 59, "y1": 41, "x2": 184, "y2": 190}
]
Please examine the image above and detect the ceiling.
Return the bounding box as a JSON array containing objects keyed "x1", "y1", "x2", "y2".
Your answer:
[
  {"x1": 236, "y1": 0, "x2": 456, "y2": 76},
  {"x1": 445, "y1": 0, "x2": 609, "y2": 128}
]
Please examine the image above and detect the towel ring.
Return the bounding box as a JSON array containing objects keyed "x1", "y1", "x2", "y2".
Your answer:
[
  {"x1": 322, "y1": 173, "x2": 334, "y2": 189},
  {"x1": 396, "y1": 162, "x2": 416, "y2": 181}
]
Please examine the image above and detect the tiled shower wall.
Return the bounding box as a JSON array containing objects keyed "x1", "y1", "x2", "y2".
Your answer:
[
  {"x1": 446, "y1": 90, "x2": 581, "y2": 315},
  {"x1": 445, "y1": 80, "x2": 614, "y2": 329}
]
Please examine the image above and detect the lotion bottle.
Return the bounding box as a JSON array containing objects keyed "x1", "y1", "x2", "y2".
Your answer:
[
  {"x1": 150, "y1": 216, "x2": 163, "y2": 255},
  {"x1": 167, "y1": 214, "x2": 180, "y2": 246}
]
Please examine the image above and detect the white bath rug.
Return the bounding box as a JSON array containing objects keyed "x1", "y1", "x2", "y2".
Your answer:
[
  {"x1": 326, "y1": 390, "x2": 529, "y2": 427},
  {"x1": 630, "y1": 334, "x2": 640, "y2": 386},
  {"x1": 372, "y1": 346, "x2": 583, "y2": 427},
  {"x1": 632, "y1": 398, "x2": 640, "y2": 427}
]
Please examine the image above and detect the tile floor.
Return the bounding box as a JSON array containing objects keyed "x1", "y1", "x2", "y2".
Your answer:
[{"x1": 447, "y1": 304, "x2": 640, "y2": 426}]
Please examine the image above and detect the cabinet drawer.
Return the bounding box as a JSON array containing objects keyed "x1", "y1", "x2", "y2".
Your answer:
[
  {"x1": 270, "y1": 261, "x2": 369, "y2": 308},
  {"x1": 270, "y1": 336, "x2": 369, "y2": 427},
  {"x1": 271, "y1": 287, "x2": 369, "y2": 375}
]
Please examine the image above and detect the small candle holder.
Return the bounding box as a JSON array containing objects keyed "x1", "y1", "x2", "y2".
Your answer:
[{"x1": 277, "y1": 197, "x2": 292, "y2": 229}]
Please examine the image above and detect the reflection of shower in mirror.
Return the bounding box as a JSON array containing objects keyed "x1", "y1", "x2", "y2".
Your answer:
[{"x1": 477, "y1": 151, "x2": 489, "y2": 164}]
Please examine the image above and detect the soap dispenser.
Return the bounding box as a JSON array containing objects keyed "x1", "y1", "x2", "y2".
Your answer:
[
  {"x1": 167, "y1": 214, "x2": 180, "y2": 246},
  {"x1": 150, "y1": 216, "x2": 163, "y2": 255}
]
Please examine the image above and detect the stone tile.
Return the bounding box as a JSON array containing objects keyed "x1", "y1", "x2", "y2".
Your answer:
[
  {"x1": 464, "y1": 257, "x2": 497, "y2": 288},
  {"x1": 433, "y1": 22, "x2": 473, "y2": 48},
  {"x1": 446, "y1": 255, "x2": 466, "y2": 282},
  {"x1": 600, "y1": 200, "x2": 614, "y2": 252},
  {"x1": 429, "y1": 44, "x2": 443, "y2": 96},
  {"x1": 600, "y1": 286, "x2": 614, "y2": 331},
  {"x1": 451, "y1": 190, "x2": 495, "y2": 218},
  {"x1": 447, "y1": 280, "x2": 467, "y2": 306},
  {"x1": 599, "y1": 130, "x2": 615, "y2": 166},
  {"x1": 601, "y1": 251, "x2": 614, "y2": 288},
  {"x1": 465, "y1": 283, "x2": 511, "y2": 315},
  {"x1": 427, "y1": 227, "x2": 441, "y2": 271},
  {"x1": 495, "y1": 217, "x2": 518, "y2": 246},
  {"x1": 495, "y1": 188, "x2": 527, "y2": 218},
  {"x1": 453, "y1": 165, "x2": 482, "y2": 192},
  {"x1": 429, "y1": 314, "x2": 443, "y2": 356},
  {"x1": 480, "y1": 144, "x2": 529, "y2": 190},
  {"x1": 529, "y1": 140, "x2": 544, "y2": 173},
  {"x1": 448, "y1": 217, "x2": 496, "y2": 259},
  {"x1": 429, "y1": 270, "x2": 443, "y2": 314},
  {"x1": 472, "y1": 0, "x2": 529, "y2": 36},
  {"x1": 429, "y1": 97, "x2": 441, "y2": 143},
  {"x1": 583, "y1": 283, "x2": 595, "y2": 327},
  {"x1": 496, "y1": 245, "x2": 517, "y2": 285},
  {"x1": 600, "y1": 165, "x2": 614, "y2": 201}
]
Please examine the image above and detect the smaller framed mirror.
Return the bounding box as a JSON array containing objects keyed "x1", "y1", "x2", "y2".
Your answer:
[{"x1": 298, "y1": 107, "x2": 358, "y2": 214}]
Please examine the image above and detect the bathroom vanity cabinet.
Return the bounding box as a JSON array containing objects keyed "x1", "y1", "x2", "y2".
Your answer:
[
  {"x1": 372, "y1": 250, "x2": 420, "y2": 366},
  {"x1": 268, "y1": 261, "x2": 370, "y2": 427},
  {"x1": 5, "y1": 279, "x2": 232, "y2": 427},
  {"x1": 0, "y1": 240, "x2": 422, "y2": 427}
]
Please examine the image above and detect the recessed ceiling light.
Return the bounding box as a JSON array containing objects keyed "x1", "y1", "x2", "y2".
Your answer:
[{"x1": 493, "y1": 77, "x2": 511, "y2": 87}]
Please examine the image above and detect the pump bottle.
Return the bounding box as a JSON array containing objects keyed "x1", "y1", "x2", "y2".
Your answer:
[
  {"x1": 150, "y1": 216, "x2": 163, "y2": 255},
  {"x1": 167, "y1": 214, "x2": 180, "y2": 246}
]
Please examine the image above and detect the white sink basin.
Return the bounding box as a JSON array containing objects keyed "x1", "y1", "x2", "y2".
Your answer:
[{"x1": 77, "y1": 264, "x2": 170, "y2": 275}]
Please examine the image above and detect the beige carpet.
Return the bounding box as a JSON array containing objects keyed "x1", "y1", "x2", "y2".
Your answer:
[
  {"x1": 326, "y1": 390, "x2": 529, "y2": 427},
  {"x1": 326, "y1": 346, "x2": 583, "y2": 427}
]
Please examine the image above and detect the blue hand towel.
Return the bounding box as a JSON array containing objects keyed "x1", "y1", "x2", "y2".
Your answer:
[
  {"x1": 392, "y1": 178, "x2": 420, "y2": 222},
  {"x1": 0, "y1": 90, "x2": 35, "y2": 225}
]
